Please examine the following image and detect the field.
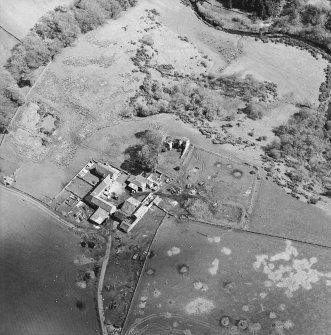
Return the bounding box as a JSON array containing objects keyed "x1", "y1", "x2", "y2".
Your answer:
[
  {"x1": 158, "y1": 146, "x2": 258, "y2": 227},
  {"x1": 0, "y1": 187, "x2": 100, "y2": 335},
  {"x1": 122, "y1": 215, "x2": 331, "y2": 335},
  {"x1": 249, "y1": 179, "x2": 331, "y2": 247},
  {"x1": 102, "y1": 206, "x2": 166, "y2": 329}
]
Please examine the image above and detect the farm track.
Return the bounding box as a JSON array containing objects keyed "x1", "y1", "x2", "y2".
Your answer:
[{"x1": 97, "y1": 232, "x2": 112, "y2": 335}]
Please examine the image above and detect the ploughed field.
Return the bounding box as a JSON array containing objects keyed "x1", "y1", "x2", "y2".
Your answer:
[{"x1": 0, "y1": 188, "x2": 99, "y2": 335}]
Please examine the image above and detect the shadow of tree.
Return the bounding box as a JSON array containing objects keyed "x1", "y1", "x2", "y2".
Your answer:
[{"x1": 120, "y1": 144, "x2": 143, "y2": 175}]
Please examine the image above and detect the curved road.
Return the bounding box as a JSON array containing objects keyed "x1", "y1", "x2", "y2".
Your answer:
[{"x1": 0, "y1": 184, "x2": 111, "y2": 335}]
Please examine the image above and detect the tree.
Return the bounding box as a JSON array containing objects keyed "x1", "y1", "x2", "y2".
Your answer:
[
  {"x1": 22, "y1": 33, "x2": 51, "y2": 69},
  {"x1": 140, "y1": 129, "x2": 163, "y2": 152},
  {"x1": 300, "y1": 5, "x2": 324, "y2": 26},
  {"x1": 133, "y1": 129, "x2": 163, "y2": 172},
  {"x1": 34, "y1": 10, "x2": 80, "y2": 47},
  {"x1": 6, "y1": 44, "x2": 29, "y2": 81},
  {"x1": 96, "y1": 0, "x2": 122, "y2": 18},
  {"x1": 73, "y1": 0, "x2": 106, "y2": 33},
  {"x1": 137, "y1": 144, "x2": 158, "y2": 171}
]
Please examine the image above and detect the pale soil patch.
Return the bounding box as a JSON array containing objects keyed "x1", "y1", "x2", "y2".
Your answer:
[
  {"x1": 253, "y1": 240, "x2": 331, "y2": 298},
  {"x1": 167, "y1": 246, "x2": 181, "y2": 256},
  {"x1": 208, "y1": 258, "x2": 219, "y2": 275},
  {"x1": 207, "y1": 236, "x2": 221, "y2": 243},
  {"x1": 74, "y1": 254, "x2": 96, "y2": 266},
  {"x1": 185, "y1": 297, "x2": 215, "y2": 315},
  {"x1": 221, "y1": 247, "x2": 232, "y2": 255},
  {"x1": 193, "y1": 281, "x2": 209, "y2": 291}
]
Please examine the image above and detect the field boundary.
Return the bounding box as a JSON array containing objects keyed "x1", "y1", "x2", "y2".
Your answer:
[
  {"x1": 0, "y1": 25, "x2": 21, "y2": 42},
  {"x1": 121, "y1": 211, "x2": 168, "y2": 333}
]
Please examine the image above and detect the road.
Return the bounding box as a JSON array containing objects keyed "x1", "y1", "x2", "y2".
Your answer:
[
  {"x1": 97, "y1": 231, "x2": 112, "y2": 335},
  {"x1": 0, "y1": 184, "x2": 98, "y2": 233}
]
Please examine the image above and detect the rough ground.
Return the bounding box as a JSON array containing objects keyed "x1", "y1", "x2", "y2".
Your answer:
[{"x1": 1, "y1": 0, "x2": 329, "y2": 214}]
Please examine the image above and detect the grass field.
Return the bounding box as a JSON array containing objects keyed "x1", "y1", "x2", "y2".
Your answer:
[
  {"x1": 249, "y1": 180, "x2": 331, "y2": 247},
  {"x1": 0, "y1": 188, "x2": 100, "y2": 335},
  {"x1": 122, "y1": 215, "x2": 331, "y2": 335},
  {"x1": 158, "y1": 146, "x2": 257, "y2": 227},
  {"x1": 103, "y1": 207, "x2": 165, "y2": 328}
]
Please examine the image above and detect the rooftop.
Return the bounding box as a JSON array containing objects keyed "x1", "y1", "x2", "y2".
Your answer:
[
  {"x1": 93, "y1": 162, "x2": 121, "y2": 179},
  {"x1": 66, "y1": 178, "x2": 93, "y2": 198},
  {"x1": 90, "y1": 207, "x2": 109, "y2": 225},
  {"x1": 121, "y1": 197, "x2": 141, "y2": 215}
]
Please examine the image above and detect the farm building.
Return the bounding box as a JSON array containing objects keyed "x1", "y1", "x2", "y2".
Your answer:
[
  {"x1": 90, "y1": 207, "x2": 109, "y2": 225},
  {"x1": 121, "y1": 197, "x2": 141, "y2": 215},
  {"x1": 113, "y1": 210, "x2": 128, "y2": 223},
  {"x1": 66, "y1": 178, "x2": 94, "y2": 198},
  {"x1": 92, "y1": 162, "x2": 121, "y2": 180},
  {"x1": 78, "y1": 171, "x2": 100, "y2": 186},
  {"x1": 127, "y1": 175, "x2": 148, "y2": 192},
  {"x1": 85, "y1": 175, "x2": 121, "y2": 214}
]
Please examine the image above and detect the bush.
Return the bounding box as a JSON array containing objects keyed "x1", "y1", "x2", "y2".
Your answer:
[
  {"x1": 4, "y1": 85, "x2": 25, "y2": 105},
  {"x1": 242, "y1": 102, "x2": 264, "y2": 120},
  {"x1": 141, "y1": 35, "x2": 154, "y2": 46}
]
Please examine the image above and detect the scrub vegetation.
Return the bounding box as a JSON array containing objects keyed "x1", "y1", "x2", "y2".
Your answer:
[{"x1": 1, "y1": 0, "x2": 137, "y2": 134}]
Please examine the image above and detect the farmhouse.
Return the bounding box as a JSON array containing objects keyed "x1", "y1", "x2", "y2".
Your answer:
[{"x1": 86, "y1": 175, "x2": 120, "y2": 214}]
